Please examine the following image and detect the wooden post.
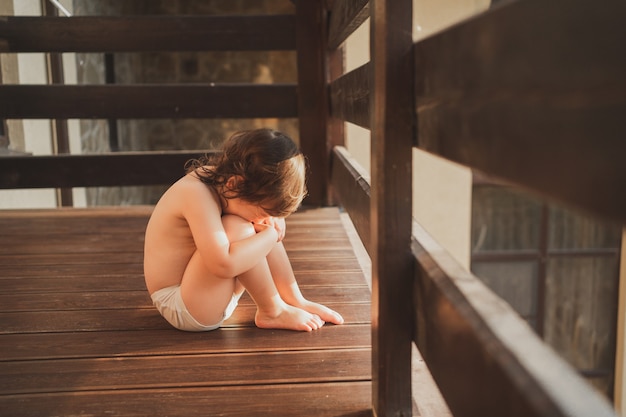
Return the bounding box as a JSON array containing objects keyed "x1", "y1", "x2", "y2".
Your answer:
[
  {"x1": 295, "y1": 0, "x2": 342, "y2": 206},
  {"x1": 615, "y1": 228, "x2": 626, "y2": 414},
  {"x1": 369, "y1": 0, "x2": 415, "y2": 415},
  {"x1": 42, "y1": 0, "x2": 72, "y2": 207}
]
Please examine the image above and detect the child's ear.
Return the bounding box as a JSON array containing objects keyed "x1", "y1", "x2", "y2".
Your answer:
[{"x1": 225, "y1": 175, "x2": 244, "y2": 190}]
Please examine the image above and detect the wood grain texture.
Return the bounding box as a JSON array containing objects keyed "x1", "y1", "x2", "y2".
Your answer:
[
  {"x1": 0, "y1": 152, "x2": 206, "y2": 189},
  {"x1": 329, "y1": 63, "x2": 370, "y2": 129},
  {"x1": 328, "y1": 0, "x2": 370, "y2": 49},
  {"x1": 0, "y1": 383, "x2": 373, "y2": 417},
  {"x1": 368, "y1": 0, "x2": 415, "y2": 415},
  {"x1": 0, "y1": 207, "x2": 372, "y2": 416},
  {"x1": 0, "y1": 84, "x2": 298, "y2": 119},
  {"x1": 294, "y1": 0, "x2": 334, "y2": 206},
  {"x1": 0, "y1": 15, "x2": 297, "y2": 52},
  {"x1": 414, "y1": 0, "x2": 626, "y2": 223},
  {"x1": 2, "y1": 349, "x2": 371, "y2": 394}
]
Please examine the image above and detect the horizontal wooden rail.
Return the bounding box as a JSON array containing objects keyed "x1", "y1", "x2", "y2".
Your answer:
[
  {"x1": 411, "y1": 219, "x2": 616, "y2": 417},
  {"x1": 0, "y1": 151, "x2": 210, "y2": 188},
  {"x1": 331, "y1": 146, "x2": 371, "y2": 254},
  {"x1": 413, "y1": 0, "x2": 626, "y2": 223},
  {"x1": 327, "y1": 0, "x2": 626, "y2": 223},
  {"x1": 329, "y1": 63, "x2": 370, "y2": 129},
  {"x1": 328, "y1": 0, "x2": 369, "y2": 50},
  {"x1": 0, "y1": 15, "x2": 296, "y2": 52},
  {"x1": 331, "y1": 143, "x2": 617, "y2": 416},
  {"x1": 0, "y1": 84, "x2": 298, "y2": 119}
]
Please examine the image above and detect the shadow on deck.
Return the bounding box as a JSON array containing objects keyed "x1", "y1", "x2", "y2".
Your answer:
[{"x1": 0, "y1": 206, "x2": 372, "y2": 416}]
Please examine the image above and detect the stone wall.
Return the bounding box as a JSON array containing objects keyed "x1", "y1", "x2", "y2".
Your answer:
[{"x1": 73, "y1": 0, "x2": 298, "y2": 205}]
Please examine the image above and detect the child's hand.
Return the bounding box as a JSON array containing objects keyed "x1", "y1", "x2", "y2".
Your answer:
[
  {"x1": 269, "y1": 217, "x2": 286, "y2": 242},
  {"x1": 253, "y1": 217, "x2": 286, "y2": 242}
]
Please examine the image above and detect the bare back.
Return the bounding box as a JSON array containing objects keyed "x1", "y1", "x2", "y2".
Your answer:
[{"x1": 143, "y1": 172, "x2": 222, "y2": 294}]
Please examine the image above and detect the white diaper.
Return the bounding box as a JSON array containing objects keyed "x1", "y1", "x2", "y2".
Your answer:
[{"x1": 150, "y1": 284, "x2": 241, "y2": 332}]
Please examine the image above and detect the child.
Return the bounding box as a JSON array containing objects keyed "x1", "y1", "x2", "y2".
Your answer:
[{"x1": 144, "y1": 128, "x2": 344, "y2": 332}]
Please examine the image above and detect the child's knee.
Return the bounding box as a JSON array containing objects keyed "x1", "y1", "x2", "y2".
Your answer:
[{"x1": 222, "y1": 214, "x2": 255, "y2": 241}]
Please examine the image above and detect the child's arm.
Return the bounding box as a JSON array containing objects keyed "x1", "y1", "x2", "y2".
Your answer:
[
  {"x1": 181, "y1": 179, "x2": 278, "y2": 279},
  {"x1": 255, "y1": 217, "x2": 286, "y2": 242}
]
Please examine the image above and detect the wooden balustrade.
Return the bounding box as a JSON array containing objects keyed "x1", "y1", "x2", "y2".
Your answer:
[
  {"x1": 1, "y1": 0, "x2": 624, "y2": 415},
  {"x1": 329, "y1": 0, "x2": 624, "y2": 415}
]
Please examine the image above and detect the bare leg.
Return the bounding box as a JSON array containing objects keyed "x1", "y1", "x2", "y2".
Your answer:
[
  {"x1": 266, "y1": 242, "x2": 344, "y2": 325},
  {"x1": 180, "y1": 249, "x2": 239, "y2": 326},
  {"x1": 221, "y1": 215, "x2": 325, "y2": 331}
]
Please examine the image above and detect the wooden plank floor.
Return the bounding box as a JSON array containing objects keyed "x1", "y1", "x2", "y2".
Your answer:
[{"x1": 0, "y1": 206, "x2": 372, "y2": 416}]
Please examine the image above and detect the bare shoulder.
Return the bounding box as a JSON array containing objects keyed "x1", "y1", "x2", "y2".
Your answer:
[
  {"x1": 179, "y1": 172, "x2": 219, "y2": 205},
  {"x1": 175, "y1": 172, "x2": 223, "y2": 220},
  {"x1": 160, "y1": 173, "x2": 217, "y2": 210}
]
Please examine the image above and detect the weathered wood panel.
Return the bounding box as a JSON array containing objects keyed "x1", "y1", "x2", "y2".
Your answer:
[
  {"x1": 0, "y1": 15, "x2": 296, "y2": 52},
  {"x1": 411, "y1": 219, "x2": 616, "y2": 417},
  {"x1": 414, "y1": 0, "x2": 626, "y2": 223},
  {"x1": 0, "y1": 84, "x2": 298, "y2": 119},
  {"x1": 543, "y1": 256, "x2": 620, "y2": 395}
]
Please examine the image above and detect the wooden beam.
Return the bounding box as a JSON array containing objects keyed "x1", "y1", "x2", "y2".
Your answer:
[
  {"x1": 369, "y1": 0, "x2": 414, "y2": 415},
  {"x1": 326, "y1": 48, "x2": 346, "y2": 207},
  {"x1": 328, "y1": 0, "x2": 370, "y2": 50},
  {"x1": 0, "y1": 15, "x2": 296, "y2": 52},
  {"x1": 329, "y1": 63, "x2": 370, "y2": 129},
  {"x1": 0, "y1": 84, "x2": 298, "y2": 119},
  {"x1": 616, "y1": 229, "x2": 626, "y2": 413},
  {"x1": 414, "y1": 0, "x2": 626, "y2": 224},
  {"x1": 295, "y1": 0, "x2": 335, "y2": 206},
  {"x1": 411, "y1": 219, "x2": 617, "y2": 417},
  {"x1": 331, "y1": 146, "x2": 370, "y2": 254},
  {"x1": 0, "y1": 151, "x2": 208, "y2": 188},
  {"x1": 43, "y1": 0, "x2": 72, "y2": 206}
]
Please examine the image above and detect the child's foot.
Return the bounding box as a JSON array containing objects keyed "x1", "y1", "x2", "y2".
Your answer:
[
  {"x1": 255, "y1": 304, "x2": 325, "y2": 332},
  {"x1": 295, "y1": 300, "x2": 344, "y2": 325}
]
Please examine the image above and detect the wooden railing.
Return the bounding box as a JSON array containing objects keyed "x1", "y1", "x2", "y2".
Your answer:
[
  {"x1": 1, "y1": 1, "x2": 625, "y2": 416},
  {"x1": 0, "y1": 9, "x2": 332, "y2": 205},
  {"x1": 329, "y1": 0, "x2": 624, "y2": 416}
]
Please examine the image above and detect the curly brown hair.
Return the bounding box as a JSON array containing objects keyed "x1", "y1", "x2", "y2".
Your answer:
[{"x1": 187, "y1": 129, "x2": 307, "y2": 217}]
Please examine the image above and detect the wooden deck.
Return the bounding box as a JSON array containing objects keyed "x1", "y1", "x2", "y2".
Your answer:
[{"x1": 0, "y1": 206, "x2": 372, "y2": 416}]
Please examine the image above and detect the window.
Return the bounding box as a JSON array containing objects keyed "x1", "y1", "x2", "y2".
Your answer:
[{"x1": 471, "y1": 184, "x2": 622, "y2": 399}]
